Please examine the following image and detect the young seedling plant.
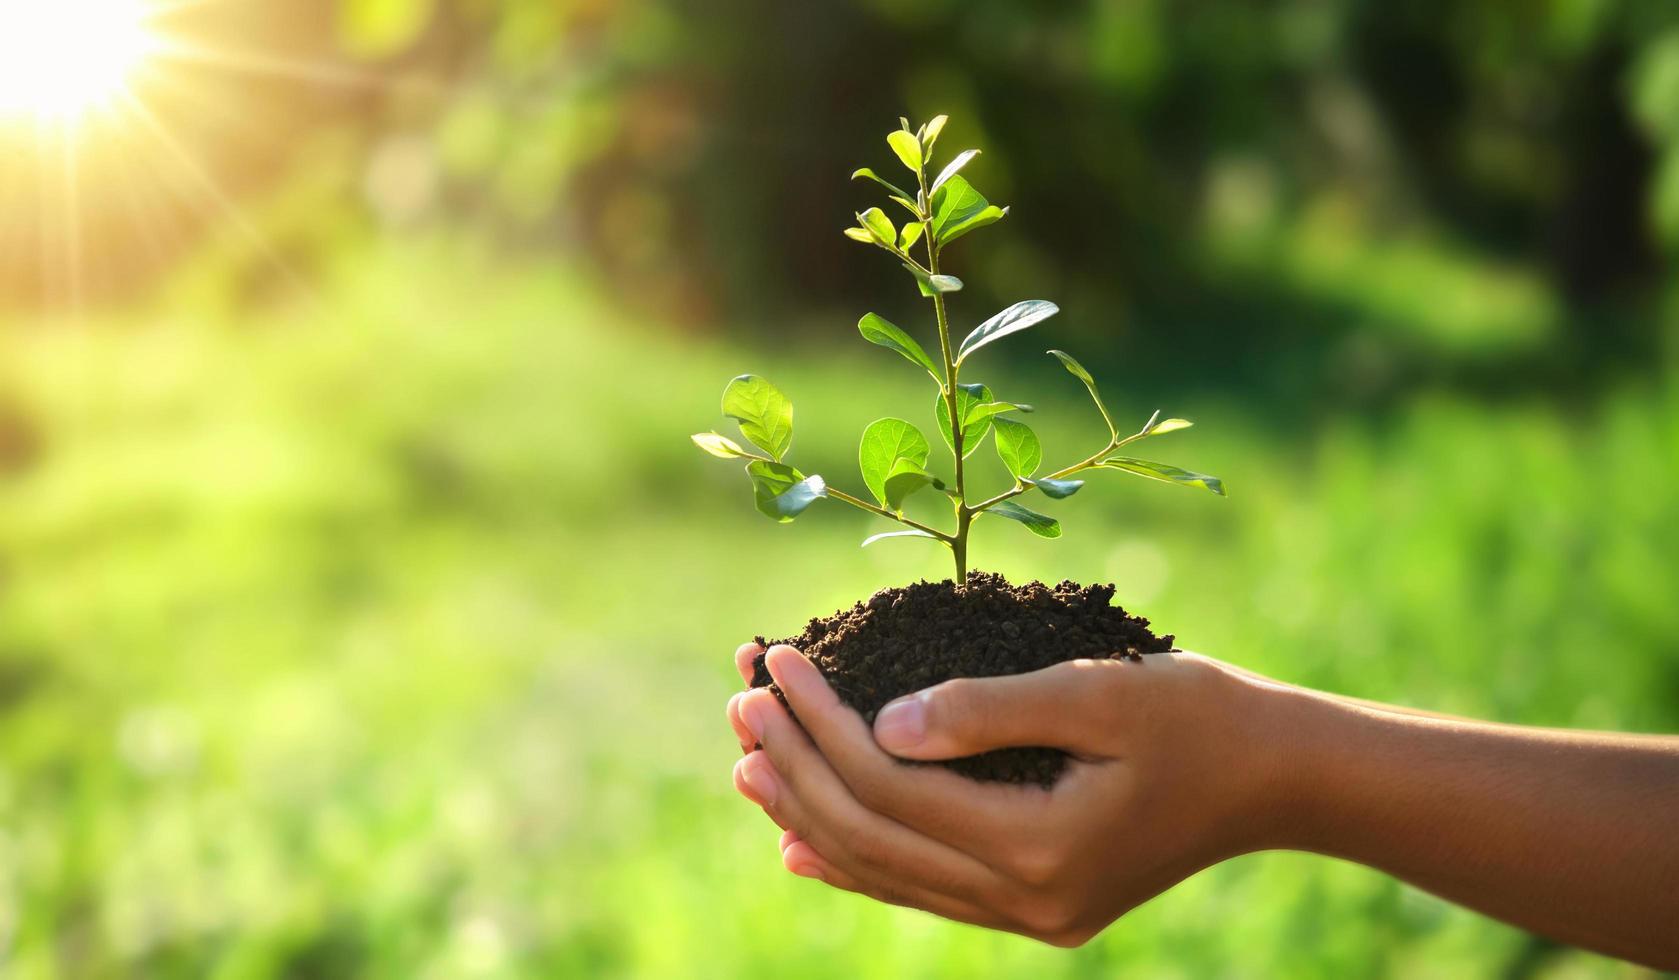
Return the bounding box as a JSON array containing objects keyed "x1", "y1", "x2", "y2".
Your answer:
[{"x1": 693, "y1": 115, "x2": 1224, "y2": 580}]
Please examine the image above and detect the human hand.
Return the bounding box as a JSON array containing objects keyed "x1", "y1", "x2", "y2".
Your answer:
[{"x1": 723, "y1": 641, "x2": 1289, "y2": 945}]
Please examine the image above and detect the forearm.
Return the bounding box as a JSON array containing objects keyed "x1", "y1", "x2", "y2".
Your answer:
[{"x1": 1245, "y1": 676, "x2": 1679, "y2": 969}]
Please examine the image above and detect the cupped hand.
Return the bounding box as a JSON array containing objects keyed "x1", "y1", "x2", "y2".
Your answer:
[{"x1": 723, "y1": 641, "x2": 1290, "y2": 945}]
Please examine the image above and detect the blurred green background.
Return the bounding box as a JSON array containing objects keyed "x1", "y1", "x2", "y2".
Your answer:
[{"x1": 2, "y1": 0, "x2": 1677, "y2": 976}]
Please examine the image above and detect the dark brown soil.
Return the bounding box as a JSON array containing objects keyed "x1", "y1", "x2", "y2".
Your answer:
[{"x1": 753, "y1": 570, "x2": 1174, "y2": 787}]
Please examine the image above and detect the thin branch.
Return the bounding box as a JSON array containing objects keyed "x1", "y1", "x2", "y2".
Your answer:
[
  {"x1": 825, "y1": 487, "x2": 956, "y2": 542},
  {"x1": 867, "y1": 238, "x2": 932, "y2": 276},
  {"x1": 968, "y1": 436, "x2": 1122, "y2": 513}
]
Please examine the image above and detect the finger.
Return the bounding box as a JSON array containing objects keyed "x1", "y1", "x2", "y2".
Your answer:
[
  {"x1": 779, "y1": 828, "x2": 802, "y2": 853},
  {"x1": 780, "y1": 838, "x2": 1011, "y2": 931},
  {"x1": 737, "y1": 692, "x2": 1008, "y2": 906},
  {"x1": 763, "y1": 644, "x2": 1045, "y2": 852},
  {"x1": 780, "y1": 837, "x2": 830, "y2": 880},
  {"x1": 732, "y1": 754, "x2": 789, "y2": 830},
  {"x1": 873, "y1": 658, "x2": 1130, "y2": 760},
  {"x1": 734, "y1": 642, "x2": 764, "y2": 687},
  {"x1": 726, "y1": 692, "x2": 755, "y2": 754}
]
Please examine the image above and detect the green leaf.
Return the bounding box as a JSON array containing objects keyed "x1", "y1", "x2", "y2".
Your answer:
[
  {"x1": 1046, "y1": 349, "x2": 1116, "y2": 436},
  {"x1": 934, "y1": 383, "x2": 998, "y2": 459},
  {"x1": 966, "y1": 401, "x2": 1031, "y2": 424},
  {"x1": 930, "y1": 175, "x2": 989, "y2": 242},
  {"x1": 930, "y1": 149, "x2": 978, "y2": 193},
  {"x1": 899, "y1": 220, "x2": 925, "y2": 252},
  {"x1": 920, "y1": 114, "x2": 948, "y2": 154},
  {"x1": 992, "y1": 417, "x2": 1041, "y2": 479},
  {"x1": 857, "y1": 208, "x2": 895, "y2": 247},
  {"x1": 747, "y1": 460, "x2": 827, "y2": 522},
  {"x1": 722, "y1": 375, "x2": 794, "y2": 461},
  {"x1": 1029, "y1": 477, "x2": 1083, "y2": 499},
  {"x1": 861, "y1": 528, "x2": 939, "y2": 548},
  {"x1": 887, "y1": 129, "x2": 923, "y2": 173},
  {"x1": 692, "y1": 432, "x2": 751, "y2": 459},
  {"x1": 1100, "y1": 456, "x2": 1226, "y2": 496},
  {"x1": 843, "y1": 227, "x2": 874, "y2": 243},
  {"x1": 902, "y1": 263, "x2": 963, "y2": 297},
  {"x1": 778, "y1": 475, "x2": 828, "y2": 514},
  {"x1": 882, "y1": 458, "x2": 937, "y2": 510},
  {"x1": 889, "y1": 196, "x2": 923, "y2": 220},
  {"x1": 1146, "y1": 417, "x2": 1194, "y2": 436},
  {"x1": 857, "y1": 313, "x2": 939, "y2": 379},
  {"x1": 987, "y1": 500, "x2": 1062, "y2": 538},
  {"x1": 940, "y1": 205, "x2": 1007, "y2": 246},
  {"x1": 858, "y1": 418, "x2": 931, "y2": 507},
  {"x1": 956, "y1": 300, "x2": 1059, "y2": 363},
  {"x1": 1047, "y1": 348, "x2": 1096, "y2": 386},
  {"x1": 851, "y1": 167, "x2": 913, "y2": 201}
]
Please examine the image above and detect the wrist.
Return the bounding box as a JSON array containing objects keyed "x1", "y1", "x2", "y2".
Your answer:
[{"x1": 1199, "y1": 660, "x2": 1346, "y2": 856}]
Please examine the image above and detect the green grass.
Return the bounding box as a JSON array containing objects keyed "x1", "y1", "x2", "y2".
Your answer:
[{"x1": 0, "y1": 241, "x2": 1673, "y2": 977}]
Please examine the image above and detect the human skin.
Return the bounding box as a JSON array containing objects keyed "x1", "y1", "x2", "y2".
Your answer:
[{"x1": 724, "y1": 642, "x2": 1679, "y2": 969}]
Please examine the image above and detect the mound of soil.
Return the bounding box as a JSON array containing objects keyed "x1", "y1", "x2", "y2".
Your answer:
[{"x1": 753, "y1": 570, "x2": 1174, "y2": 787}]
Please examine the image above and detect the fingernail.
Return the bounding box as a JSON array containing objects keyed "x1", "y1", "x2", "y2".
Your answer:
[
  {"x1": 764, "y1": 646, "x2": 801, "y2": 691},
  {"x1": 741, "y1": 755, "x2": 779, "y2": 806},
  {"x1": 791, "y1": 865, "x2": 826, "y2": 882},
  {"x1": 735, "y1": 643, "x2": 762, "y2": 687},
  {"x1": 873, "y1": 695, "x2": 926, "y2": 749}
]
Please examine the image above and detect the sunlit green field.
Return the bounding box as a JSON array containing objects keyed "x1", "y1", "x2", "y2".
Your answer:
[{"x1": 1, "y1": 242, "x2": 1674, "y2": 978}]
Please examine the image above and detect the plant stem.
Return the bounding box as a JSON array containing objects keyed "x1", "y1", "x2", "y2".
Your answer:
[
  {"x1": 952, "y1": 507, "x2": 971, "y2": 579},
  {"x1": 857, "y1": 143, "x2": 1161, "y2": 575},
  {"x1": 921, "y1": 169, "x2": 967, "y2": 582}
]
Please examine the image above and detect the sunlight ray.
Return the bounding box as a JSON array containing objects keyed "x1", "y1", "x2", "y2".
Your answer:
[
  {"x1": 119, "y1": 91, "x2": 317, "y2": 305},
  {"x1": 151, "y1": 38, "x2": 445, "y2": 95},
  {"x1": 60, "y1": 122, "x2": 86, "y2": 314},
  {"x1": 0, "y1": 159, "x2": 28, "y2": 298},
  {"x1": 143, "y1": 0, "x2": 226, "y2": 15},
  {"x1": 137, "y1": 66, "x2": 309, "y2": 149},
  {"x1": 0, "y1": 134, "x2": 26, "y2": 251},
  {"x1": 110, "y1": 125, "x2": 183, "y2": 276},
  {"x1": 34, "y1": 117, "x2": 55, "y2": 306}
]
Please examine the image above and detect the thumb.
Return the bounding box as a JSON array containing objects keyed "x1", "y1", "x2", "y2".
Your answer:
[{"x1": 872, "y1": 659, "x2": 1122, "y2": 760}]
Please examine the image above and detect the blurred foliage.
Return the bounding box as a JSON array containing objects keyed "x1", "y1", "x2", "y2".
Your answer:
[
  {"x1": 1, "y1": 0, "x2": 1678, "y2": 975},
  {"x1": 10, "y1": 0, "x2": 1679, "y2": 377},
  {"x1": 327, "y1": 0, "x2": 1679, "y2": 370}
]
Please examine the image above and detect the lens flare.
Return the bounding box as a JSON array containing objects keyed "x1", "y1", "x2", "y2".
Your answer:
[{"x1": 0, "y1": 0, "x2": 156, "y2": 122}]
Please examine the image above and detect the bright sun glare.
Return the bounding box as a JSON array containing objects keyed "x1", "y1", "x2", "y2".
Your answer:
[
  {"x1": 0, "y1": 0, "x2": 156, "y2": 122},
  {"x1": 1, "y1": 0, "x2": 420, "y2": 308}
]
